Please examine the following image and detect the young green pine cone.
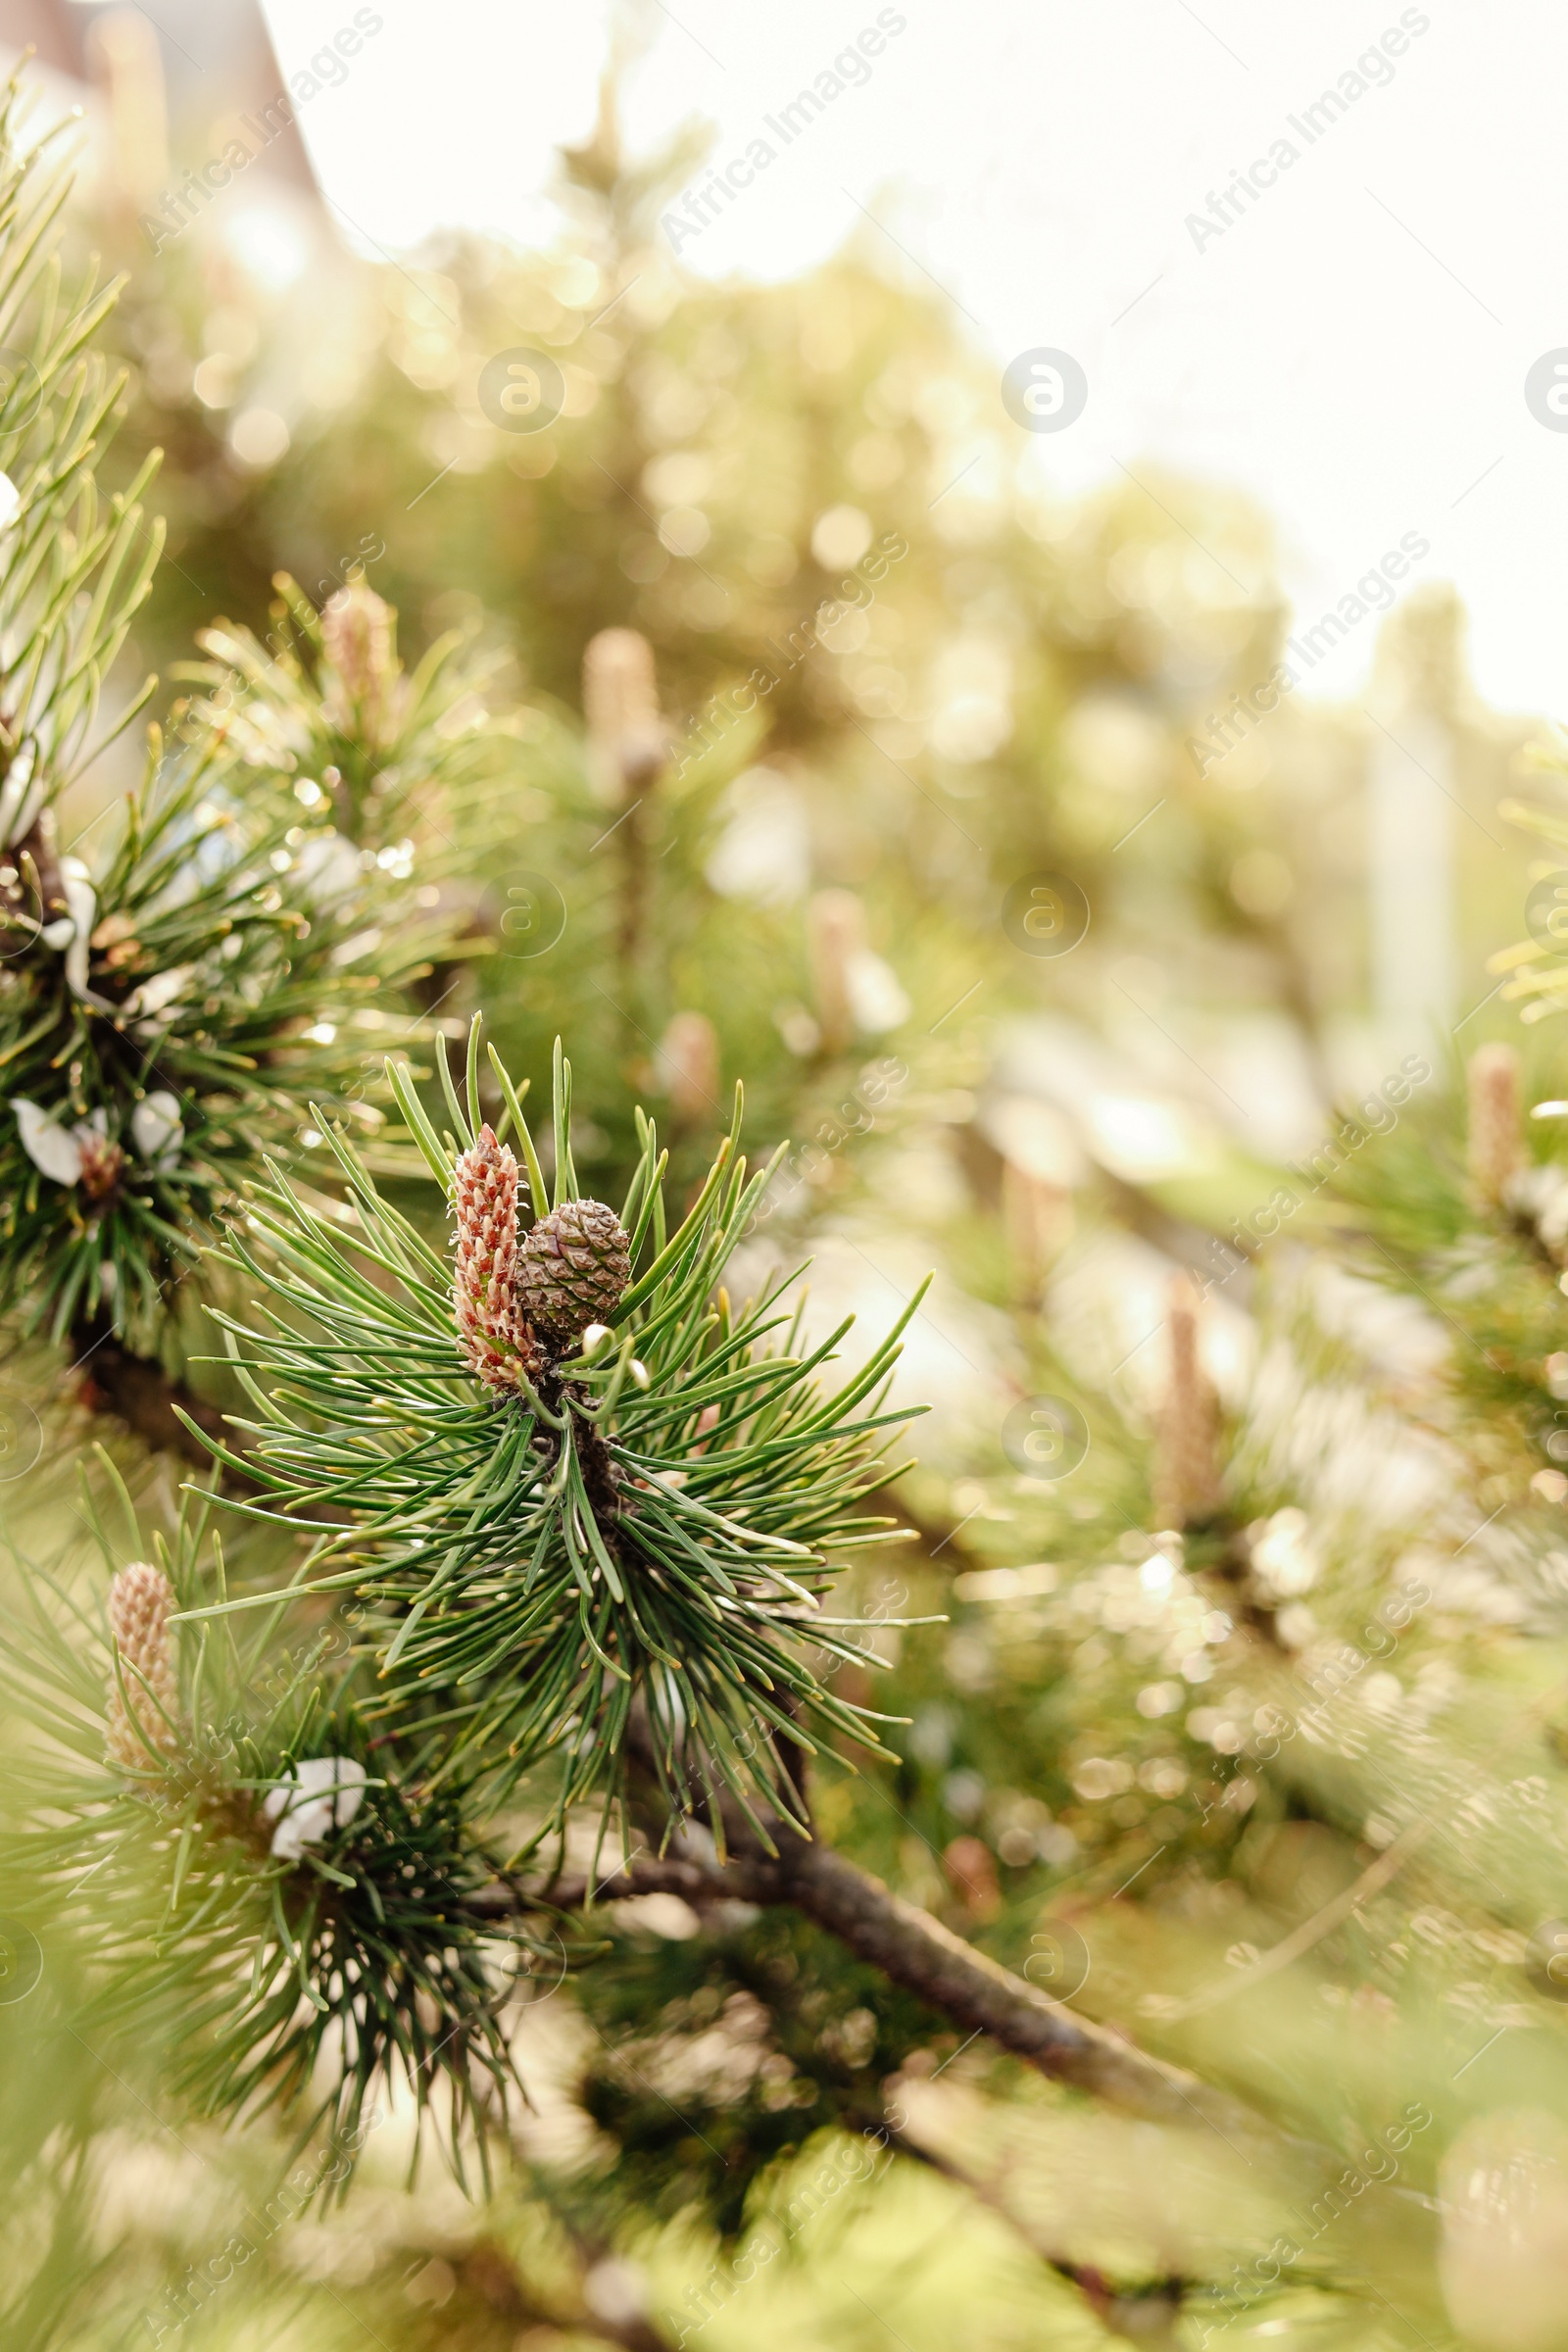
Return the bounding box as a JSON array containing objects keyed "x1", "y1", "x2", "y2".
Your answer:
[{"x1": 516, "y1": 1199, "x2": 631, "y2": 1351}]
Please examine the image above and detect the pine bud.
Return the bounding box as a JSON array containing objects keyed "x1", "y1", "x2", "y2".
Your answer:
[
  {"x1": 655, "y1": 1010, "x2": 720, "y2": 1121},
  {"x1": 943, "y1": 1835, "x2": 1001, "y2": 1922},
  {"x1": 320, "y1": 581, "x2": 401, "y2": 748},
  {"x1": 452, "y1": 1125, "x2": 540, "y2": 1395},
  {"x1": 1003, "y1": 1160, "x2": 1071, "y2": 1305},
  {"x1": 77, "y1": 1130, "x2": 125, "y2": 1204},
  {"x1": 105, "y1": 1560, "x2": 181, "y2": 1768},
  {"x1": 1468, "y1": 1042, "x2": 1523, "y2": 1203},
  {"x1": 516, "y1": 1198, "x2": 632, "y2": 1351},
  {"x1": 807, "y1": 888, "x2": 908, "y2": 1050},
  {"x1": 583, "y1": 627, "x2": 666, "y2": 801},
  {"x1": 808, "y1": 888, "x2": 864, "y2": 1056},
  {"x1": 1152, "y1": 1275, "x2": 1223, "y2": 1531}
]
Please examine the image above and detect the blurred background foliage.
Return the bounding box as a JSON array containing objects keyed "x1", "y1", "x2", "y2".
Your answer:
[{"x1": 6, "y1": 6, "x2": 1568, "y2": 2350}]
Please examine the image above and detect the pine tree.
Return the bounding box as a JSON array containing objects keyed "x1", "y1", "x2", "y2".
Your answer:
[{"x1": 14, "y1": 51, "x2": 1568, "y2": 2352}]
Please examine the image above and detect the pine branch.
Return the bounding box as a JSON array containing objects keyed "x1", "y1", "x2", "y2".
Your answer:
[
  {"x1": 177, "y1": 1021, "x2": 1402, "y2": 2163},
  {"x1": 0, "y1": 112, "x2": 483, "y2": 1383},
  {"x1": 188, "y1": 569, "x2": 507, "y2": 858},
  {"x1": 196, "y1": 1027, "x2": 931, "y2": 1825},
  {"x1": 476, "y1": 1842, "x2": 1289, "y2": 2149},
  {"x1": 0, "y1": 1451, "x2": 570, "y2": 2184},
  {"x1": 770, "y1": 1838, "x2": 1244, "y2": 2132}
]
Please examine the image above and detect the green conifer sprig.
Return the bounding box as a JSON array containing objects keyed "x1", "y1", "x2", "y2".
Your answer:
[
  {"x1": 188, "y1": 1023, "x2": 927, "y2": 1849},
  {"x1": 0, "y1": 718, "x2": 445, "y2": 1351},
  {"x1": 0, "y1": 1455, "x2": 528, "y2": 2175},
  {"x1": 186, "y1": 569, "x2": 506, "y2": 858},
  {"x1": 0, "y1": 91, "x2": 483, "y2": 1365},
  {"x1": 0, "y1": 82, "x2": 164, "y2": 842},
  {"x1": 1328, "y1": 1060, "x2": 1568, "y2": 1506}
]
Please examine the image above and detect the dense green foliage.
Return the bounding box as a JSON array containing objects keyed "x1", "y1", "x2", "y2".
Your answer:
[{"x1": 201, "y1": 1031, "x2": 925, "y2": 1836}]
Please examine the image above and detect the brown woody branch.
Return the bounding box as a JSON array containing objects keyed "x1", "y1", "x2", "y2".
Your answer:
[
  {"x1": 774, "y1": 1838, "x2": 1238, "y2": 2132},
  {"x1": 478, "y1": 1843, "x2": 1288, "y2": 2153},
  {"x1": 502, "y1": 1713, "x2": 1299, "y2": 2151}
]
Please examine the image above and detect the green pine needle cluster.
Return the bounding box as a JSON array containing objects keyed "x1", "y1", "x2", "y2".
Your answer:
[
  {"x1": 0, "y1": 82, "x2": 506, "y2": 1361},
  {"x1": 0, "y1": 720, "x2": 446, "y2": 1349},
  {"x1": 193, "y1": 1021, "x2": 927, "y2": 1848},
  {"x1": 186, "y1": 566, "x2": 507, "y2": 859},
  {"x1": 1, "y1": 1456, "x2": 530, "y2": 2174},
  {"x1": 0, "y1": 82, "x2": 163, "y2": 836}
]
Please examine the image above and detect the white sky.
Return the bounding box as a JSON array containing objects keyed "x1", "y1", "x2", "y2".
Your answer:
[{"x1": 259, "y1": 0, "x2": 1568, "y2": 718}]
